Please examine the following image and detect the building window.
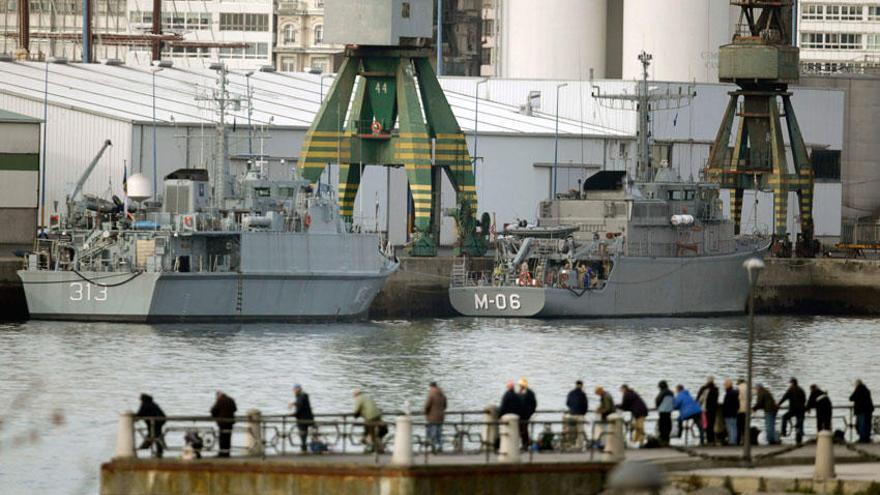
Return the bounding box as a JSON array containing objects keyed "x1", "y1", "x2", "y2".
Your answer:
[
  {"x1": 482, "y1": 19, "x2": 494, "y2": 35},
  {"x1": 802, "y1": 4, "x2": 822, "y2": 20},
  {"x1": 163, "y1": 46, "x2": 210, "y2": 58},
  {"x1": 868, "y1": 34, "x2": 880, "y2": 50},
  {"x1": 401, "y1": 1, "x2": 410, "y2": 18},
  {"x1": 481, "y1": 47, "x2": 491, "y2": 65},
  {"x1": 220, "y1": 43, "x2": 269, "y2": 59},
  {"x1": 219, "y1": 13, "x2": 269, "y2": 32},
  {"x1": 315, "y1": 0, "x2": 324, "y2": 7},
  {"x1": 869, "y1": 6, "x2": 880, "y2": 20},
  {"x1": 281, "y1": 56, "x2": 297, "y2": 72},
  {"x1": 310, "y1": 57, "x2": 327, "y2": 73},
  {"x1": 283, "y1": 24, "x2": 297, "y2": 44},
  {"x1": 314, "y1": 24, "x2": 323, "y2": 44},
  {"x1": 801, "y1": 32, "x2": 862, "y2": 50}
]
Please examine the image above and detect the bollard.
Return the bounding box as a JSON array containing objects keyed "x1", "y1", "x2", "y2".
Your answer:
[
  {"x1": 482, "y1": 405, "x2": 498, "y2": 452},
  {"x1": 498, "y1": 414, "x2": 521, "y2": 463},
  {"x1": 114, "y1": 410, "x2": 136, "y2": 459},
  {"x1": 391, "y1": 415, "x2": 413, "y2": 466},
  {"x1": 814, "y1": 430, "x2": 836, "y2": 481},
  {"x1": 246, "y1": 409, "x2": 264, "y2": 457},
  {"x1": 602, "y1": 414, "x2": 625, "y2": 462}
]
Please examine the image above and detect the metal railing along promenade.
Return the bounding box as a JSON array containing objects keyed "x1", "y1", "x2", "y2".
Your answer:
[{"x1": 126, "y1": 405, "x2": 877, "y2": 462}]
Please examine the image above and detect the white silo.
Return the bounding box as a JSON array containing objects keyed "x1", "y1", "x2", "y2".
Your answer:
[
  {"x1": 500, "y1": 0, "x2": 607, "y2": 80},
  {"x1": 622, "y1": 0, "x2": 732, "y2": 83}
]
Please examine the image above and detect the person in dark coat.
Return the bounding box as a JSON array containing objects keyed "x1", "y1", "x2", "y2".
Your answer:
[
  {"x1": 499, "y1": 380, "x2": 523, "y2": 418},
  {"x1": 518, "y1": 378, "x2": 537, "y2": 450},
  {"x1": 655, "y1": 381, "x2": 675, "y2": 445},
  {"x1": 753, "y1": 384, "x2": 779, "y2": 444},
  {"x1": 807, "y1": 384, "x2": 833, "y2": 433},
  {"x1": 618, "y1": 385, "x2": 649, "y2": 445},
  {"x1": 850, "y1": 379, "x2": 875, "y2": 443},
  {"x1": 135, "y1": 394, "x2": 166, "y2": 458},
  {"x1": 211, "y1": 391, "x2": 238, "y2": 457},
  {"x1": 288, "y1": 384, "x2": 314, "y2": 452},
  {"x1": 697, "y1": 376, "x2": 720, "y2": 445},
  {"x1": 721, "y1": 379, "x2": 740, "y2": 445},
  {"x1": 566, "y1": 380, "x2": 589, "y2": 416},
  {"x1": 778, "y1": 378, "x2": 807, "y2": 445}
]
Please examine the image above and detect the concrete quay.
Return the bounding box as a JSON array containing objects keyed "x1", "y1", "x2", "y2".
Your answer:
[{"x1": 99, "y1": 445, "x2": 880, "y2": 495}]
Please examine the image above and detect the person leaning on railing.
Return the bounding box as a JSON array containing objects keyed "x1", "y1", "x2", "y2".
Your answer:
[
  {"x1": 211, "y1": 391, "x2": 237, "y2": 458},
  {"x1": 353, "y1": 388, "x2": 385, "y2": 454},
  {"x1": 135, "y1": 394, "x2": 166, "y2": 458},
  {"x1": 289, "y1": 384, "x2": 314, "y2": 453}
]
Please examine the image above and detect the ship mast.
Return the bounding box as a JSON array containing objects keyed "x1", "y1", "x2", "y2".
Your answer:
[{"x1": 592, "y1": 52, "x2": 696, "y2": 182}]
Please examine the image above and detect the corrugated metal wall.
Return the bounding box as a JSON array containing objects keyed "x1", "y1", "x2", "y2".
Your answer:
[{"x1": 0, "y1": 95, "x2": 132, "y2": 223}]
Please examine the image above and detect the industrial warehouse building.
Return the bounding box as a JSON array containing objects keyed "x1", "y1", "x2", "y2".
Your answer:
[
  {"x1": 0, "y1": 60, "x2": 843, "y2": 246},
  {"x1": 0, "y1": 109, "x2": 40, "y2": 253}
]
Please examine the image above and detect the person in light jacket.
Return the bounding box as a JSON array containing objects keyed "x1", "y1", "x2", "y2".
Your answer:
[{"x1": 737, "y1": 379, "x2": 748, "y2": 445}]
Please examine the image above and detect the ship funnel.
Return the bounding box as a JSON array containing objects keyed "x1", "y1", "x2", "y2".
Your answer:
[{"x1": 126, "y1": 173, "x2": 153, "y2": 201}]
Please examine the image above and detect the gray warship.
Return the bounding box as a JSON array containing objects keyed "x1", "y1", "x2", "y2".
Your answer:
[
  {"x1": 449, "y1": 168, "x2": 768, "y2": 318},
  {"x1": 18, "y1": 69, "x2": 397, "y2": 323},
  {"x1": 449, "y1": 52, "x2": 768, "y2": 318}
]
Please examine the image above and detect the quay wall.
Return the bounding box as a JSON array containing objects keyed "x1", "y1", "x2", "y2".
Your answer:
[
  {"x1": 100, "y1": 459, "x2": 609, "y2": 495},
  {"x1": 0, "y1": 256, "x2": 27, "y2": 320},
  {"x1": 755, "y1": 258, "x2": 880, "y2": 315}
]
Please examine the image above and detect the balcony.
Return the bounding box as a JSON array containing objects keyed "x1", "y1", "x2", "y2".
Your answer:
[{"x1": 277, "y1": 1, "x2": 323, "y2": 15}]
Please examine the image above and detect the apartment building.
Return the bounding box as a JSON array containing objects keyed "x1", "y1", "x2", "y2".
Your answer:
[
  {"x1": 798, "y1": 0, "x2": 880, "y2": 73},
  {"x1": 127, "y1": 0, "x2": 274, "y2": 69},
  {"x1": 480, "y1": 0, "x2": 500, "y2": 76},
  {"x1": 274, "y1": 0, "x2": 341, "y2": 72}
]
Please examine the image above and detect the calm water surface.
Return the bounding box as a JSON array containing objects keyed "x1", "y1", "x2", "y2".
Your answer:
[{"x1": 1, "y1": 316, "x2": 879, "y2": 494}]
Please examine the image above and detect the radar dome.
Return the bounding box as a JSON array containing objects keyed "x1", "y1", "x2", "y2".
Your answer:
[{"x1": 126, "y1": 173, "x2": 152, "y2": 201}]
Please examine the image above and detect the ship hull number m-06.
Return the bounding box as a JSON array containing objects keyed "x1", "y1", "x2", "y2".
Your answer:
[
  {"x1": 69, "y1": 282, "x2": 108, "y2": 302},
  {"x1": 474, "y1": 293, "x2": 521, "y2": 311}
]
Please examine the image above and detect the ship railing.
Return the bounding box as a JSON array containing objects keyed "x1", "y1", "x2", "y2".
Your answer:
[
  {"x1": 625, "y1": 240, "x2": 738, "y2": 257},
  {"x1": 130, "y1": 405, "x2": 868, "y2": 461}
]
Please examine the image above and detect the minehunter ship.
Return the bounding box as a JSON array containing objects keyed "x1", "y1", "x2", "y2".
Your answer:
[
  {"x1": 449, "y1": 169, "x2": 768, "y2": 318},
  {"x1": 17, "y1": 69, "x2": 397, "y2": 323}
]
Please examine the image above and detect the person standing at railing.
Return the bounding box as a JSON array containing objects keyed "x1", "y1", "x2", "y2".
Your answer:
[
  {"x1": 850, "y1": 379, "x2": 874, "y2": 444},
  {"x1": 564, "y1": 380, "x2": 588, "y2": 449},
  {"x1": 673, "y1": 384, "x2": 702, "y2": 441},
  {"x1": 721, "y1": 379, "x2": 740, "y2": 446},
  {"x1": 778, "y1": 378, "x2": 807, "y2": 445},
  {"x1": 135, "y1": 393, "x2": 166, "y2": 458},
  {"x1": 424, "y1": 382, "x2": 447, "y2": 453},
  {"x1": 736, "y1": 379, "x2": 748, "y2": 446},
  {"x1": 655, "y1": 381, "x2": 675, "y2": 446},
  {"x1": 211, "y1": 391, "x2": 237, "y2": 458},
  {"x1": 353, "y1": 388, "x2": 385, "y2": 454},
  {"x1": 288, "y1": 384, "x2": 314, "y2": 453},
  {"x1": 497, "y1": 381, "x2": 523, "y2": 451},
  {"x1": 617, "y1": 385, "x2": 648, "y2": 446},
  {"x1": 697, "y1": 376, "x2": 719, "y2": 445},
  {"x1": 807, "y1": 384, "x2": 834, "y2": 433},
  {"x1": 518, "y1": 378, "x2": 537, "y2": 451},
  {"x1": 753, "y1": 384, "x2": 780, "y2": 445}
]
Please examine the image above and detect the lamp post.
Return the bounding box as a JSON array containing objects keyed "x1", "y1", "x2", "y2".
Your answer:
[
  {"x1": 473, "y1": 78, "x2": 488, "y2": 176},
  {"x1": 743, "y1": 257, "x2": 765, "y2": 465},
  {"x1": 245, "y1": 71, "x2": 254, "y2": 156},
  {"x1": 151, "y1": 65, "x2": 163, "y2": 199},
  {"x1": 552, "y1": 82, "x2": 568, "y2": 199}
]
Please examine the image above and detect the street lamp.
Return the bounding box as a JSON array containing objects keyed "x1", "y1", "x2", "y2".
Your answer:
[
  {"x1": 552, "y1": 82, "x2": 568, "y2": 199},
  {"x1": 473, "y1": 78, "x2": 488, "y2": 176},
  {"x1": 743, "y1": 256, "x2": 765, "y2": 464},
  {"x1": 151, "y1": 65, "x2": 164, "y2": 200},
  {"x1": 245, "y1": 71, "x2": 254, "y2": 156}
]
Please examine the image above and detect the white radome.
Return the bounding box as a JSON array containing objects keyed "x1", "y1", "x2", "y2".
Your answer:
[{"x1": 126, "y1": 173, "x2": 153, "y2": 201}]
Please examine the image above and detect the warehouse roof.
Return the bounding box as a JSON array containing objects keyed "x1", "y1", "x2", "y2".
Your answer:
[
  {"x1": 0, "y1": 108, "x2": 41, "y2": 123},
  {"x1": 0, "y1": 60, "x2": 629, "y2": 138}
]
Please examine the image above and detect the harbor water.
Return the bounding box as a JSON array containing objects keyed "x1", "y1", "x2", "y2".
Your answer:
[{"x1": 2, "y1": 316, "x2": 879, "y2": 494}]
